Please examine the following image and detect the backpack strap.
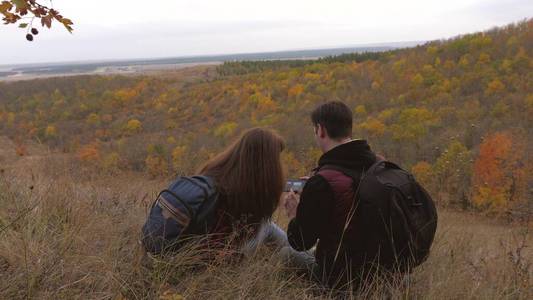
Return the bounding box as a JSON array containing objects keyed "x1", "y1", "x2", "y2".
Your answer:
[
  {"x1": 315, "y1": 164, "x2": 367, "y2": 265},
  {"x1": 366, "y1": 160, "x2": 405, "y2": 174},
  {"x1": 182, "y1": 176, "x2": 219, "y2": 234},
  {"x1": 158, "y1": 188, "x2": 196, "y2": 223},
  {"x1": 367, "y1": 160, "x2": 415, "y2": 183},
  {"x1": 373, "y1": 160, "x2": 401, "y2": 170}
]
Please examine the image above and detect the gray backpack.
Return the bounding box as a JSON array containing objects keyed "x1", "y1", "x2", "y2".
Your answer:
[{"x1": 141, "y1": 176, "x2": 219, "y2": 254}]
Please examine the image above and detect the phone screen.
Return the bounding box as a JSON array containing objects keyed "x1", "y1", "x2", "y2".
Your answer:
[{"x1": 284, "y1": 179, "x2": 307, "y2": 193}]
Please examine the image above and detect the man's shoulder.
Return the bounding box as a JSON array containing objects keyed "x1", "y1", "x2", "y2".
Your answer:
[
  {"x1": 315, "y1": 165, "x2": 361, "y2": 181},
  {"x1": 306, "y1": 172, "x2": 328, "y2": 184},
  {"x1": 302, "y1": 173, "x2": 331, "y2": 192}
]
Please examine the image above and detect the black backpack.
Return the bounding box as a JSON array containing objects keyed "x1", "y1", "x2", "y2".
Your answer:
[
  {"x1": 141, "y1": 176, "x2": 219, "y2": 254},
  {"x1": 321, "y1": 160, "x2": 438, "y2": 274}
]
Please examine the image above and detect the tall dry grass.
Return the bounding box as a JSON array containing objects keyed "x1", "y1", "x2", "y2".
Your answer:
[{"x1": 0, "y1": 150, "x2": 531, "y2": 299}]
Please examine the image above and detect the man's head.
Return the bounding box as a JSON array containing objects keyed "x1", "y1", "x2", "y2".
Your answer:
[{"x1": 311, "y1": 101, "x2": 353, "y2": 152}]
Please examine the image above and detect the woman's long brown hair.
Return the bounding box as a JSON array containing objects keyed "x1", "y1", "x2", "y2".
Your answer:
[{"x1": 198, "y1": 128, "x2": 285, "y2": 223}]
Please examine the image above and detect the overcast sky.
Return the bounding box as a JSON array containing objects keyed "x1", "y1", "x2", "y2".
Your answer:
[{"x1": 0, "y1": 0, "x2": 531, "y2": 65}]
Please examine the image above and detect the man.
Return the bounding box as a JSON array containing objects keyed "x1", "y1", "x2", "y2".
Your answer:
[{"x1": 283, "y1": 101, "x2": 378, "y2": 287}]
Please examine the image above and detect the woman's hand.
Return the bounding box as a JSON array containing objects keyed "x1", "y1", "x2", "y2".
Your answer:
[{"x1": 283, "y1": 190, "x2": 300, "y2": 219}]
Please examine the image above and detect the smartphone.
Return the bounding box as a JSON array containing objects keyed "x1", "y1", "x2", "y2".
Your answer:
[{"x1": 284, "y1": 179, "x2": 307, "y2": 193}]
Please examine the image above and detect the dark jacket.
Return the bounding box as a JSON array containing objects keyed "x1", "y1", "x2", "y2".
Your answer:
[{"x1": 287, "y1": 139, "x2": 377, "y2": 284}]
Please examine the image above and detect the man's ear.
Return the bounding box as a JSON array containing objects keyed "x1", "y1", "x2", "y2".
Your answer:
[{"x1": 318, "y1": 124, "x2": 327, "y2": 138}]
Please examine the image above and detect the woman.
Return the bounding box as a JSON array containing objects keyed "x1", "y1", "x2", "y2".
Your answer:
[
  {"x1": 142, "y1": 127, "x2": 289, "y2": 256},
  {"x1": 198, "y1": 127, "x2": 289, "y2": 254}
]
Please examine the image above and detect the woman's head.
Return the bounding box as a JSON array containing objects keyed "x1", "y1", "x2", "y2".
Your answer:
[{"x1": 199, "y1": 127, "x2": 286, "y2": 223}]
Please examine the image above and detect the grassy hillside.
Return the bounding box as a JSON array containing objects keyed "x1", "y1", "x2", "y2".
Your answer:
[
  {"x1": 0, "y1": 142, "x2": 531, "y2": 299},
  {"x1": 0, "y1": 19, "x2": 532, "y2": 299}
]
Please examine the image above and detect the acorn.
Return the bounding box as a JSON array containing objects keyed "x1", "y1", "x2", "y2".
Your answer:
[
  {"x1": 31, "y1": 28, "x2": 39, "y2": 35},
  {"x1": 26, "y1": 34, "x2": 33, "y2": 41}
]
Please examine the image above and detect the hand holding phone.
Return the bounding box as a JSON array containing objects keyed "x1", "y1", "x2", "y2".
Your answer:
[{"x1": 283, "y1": 190, "x2": 300, "y2": 219}]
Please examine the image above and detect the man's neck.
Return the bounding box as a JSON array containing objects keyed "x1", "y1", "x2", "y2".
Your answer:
[{"x1": 323, "y1": 137, "x2": 353, "y2": 153}]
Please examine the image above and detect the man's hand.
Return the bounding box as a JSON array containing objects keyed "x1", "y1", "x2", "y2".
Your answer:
[{"x1": 283, "y1": 190, "x2": 300, "y2": 219}]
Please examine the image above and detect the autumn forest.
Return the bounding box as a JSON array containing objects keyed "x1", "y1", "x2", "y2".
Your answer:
[{"x1": 1, "y1": 20, "x2": 532, "y2": 217}]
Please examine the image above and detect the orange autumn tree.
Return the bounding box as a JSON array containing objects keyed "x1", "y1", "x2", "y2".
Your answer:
[
  {"x1": 471, "y1": 132, "x2": 526, "y2": 214},
  {"x1": 77, "y1": 141, "x2": 101, "y2": 163},
  {"x1": 411, "y1": 161, "x2": 434, "y2": 193}
]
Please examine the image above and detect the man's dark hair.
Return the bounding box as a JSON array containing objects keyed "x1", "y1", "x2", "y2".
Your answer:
[{"x1": 311, "y1": 101, "x2": 353, "y2": 139}]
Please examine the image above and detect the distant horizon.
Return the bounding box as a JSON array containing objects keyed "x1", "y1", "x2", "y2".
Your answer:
[{"x1": 0, "y1": 40, "x2": 423, "y2": 69}]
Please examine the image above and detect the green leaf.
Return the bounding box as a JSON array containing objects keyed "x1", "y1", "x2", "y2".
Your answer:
[
  {"x1": 18, "y1": 22, "x2": 27, "y2": 28},
  {"x1": 12, "y1": 0, "x2": 27, "y2": 9}
]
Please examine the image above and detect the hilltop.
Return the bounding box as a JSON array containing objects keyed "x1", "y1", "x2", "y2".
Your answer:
[{"x1": 0, "y1": 18, "x2": 532, "y2": 299}]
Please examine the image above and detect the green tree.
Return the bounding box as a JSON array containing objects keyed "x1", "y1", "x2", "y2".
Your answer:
[
  {"x1": 433, "y1": 141, "x2": 472, "y2": 208},
  {"x1": 390, "y1": 108, "x2": 439, "y2": 143}
]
